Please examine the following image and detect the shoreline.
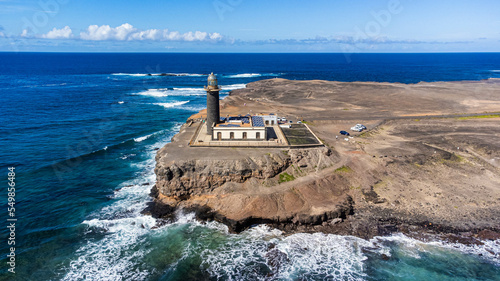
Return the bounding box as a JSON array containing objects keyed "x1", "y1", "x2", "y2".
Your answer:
[{"x1": 147, "y1": 78, "x2": 500, "y2": 245}]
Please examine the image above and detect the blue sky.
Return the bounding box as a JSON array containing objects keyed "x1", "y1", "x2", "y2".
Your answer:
[{"x1": 1, "y1": 0, "x2": 499, "y2": 52}]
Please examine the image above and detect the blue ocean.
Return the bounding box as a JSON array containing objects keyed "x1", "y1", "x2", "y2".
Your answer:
[{"x1": 1, "y1": 53, "x2": 499, "y2": 281}]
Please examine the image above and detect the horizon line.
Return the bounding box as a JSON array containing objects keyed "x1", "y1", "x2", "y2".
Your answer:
[{"x1": 1, "y1": 51, "x2": 500, "y2": 54}]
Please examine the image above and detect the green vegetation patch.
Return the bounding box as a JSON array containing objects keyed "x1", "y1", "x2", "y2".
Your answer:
[
  {"x1": 457, "y1": 114, "x2": 500, "y2": 120},
  {"x1": 279, "y1": 172, "x2": 295, "y2": 183},
  {"x1": 335, "y1": 165, "x2": 352, "y2": 173},
  {"x1": 440, "y1": 153, "x2": 465, "y2": 164},
  {"x1": 373, "y1": 179, "x2": 388, "y2": 190}
]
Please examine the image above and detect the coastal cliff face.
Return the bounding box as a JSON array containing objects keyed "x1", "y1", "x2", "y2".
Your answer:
[
  {"x1": 155, "y1": 148, "x2": 291, "y2": 198},
  {"x1": 151, "y1": 127, "x2": 353, "y2": 232},
  {"x1": 155, "y1": 144, "x2": 337, "y2": 198}
]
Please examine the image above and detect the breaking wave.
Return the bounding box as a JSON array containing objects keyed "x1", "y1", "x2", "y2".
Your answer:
[
  {"x1": 112, "y1": 73, "x2": 205, "y2": 77},
  {"x1": 220, "y1": 83, "x2": 246, "y2": 90},
  {"x1": 224, "y1": 73, "x2": 281, "y2": 78},
  {"x1": 61, "y1": 127, "x2": 172, "y2": 281},
  {"x1": 199, "y1": 226, "x2": 500, "y2": 280},
  {"x1": 133, "y1": 129, "x2": 170, "y2": 142},
  {"x1": 133, "y1": 84, "x2": 245, "y2": 97},
  {"x1": 201, "y1": 226, "x2": 370, "y2": 280},
  {"x1": 152, "y1": 101, "x2": 190, "y2": 109}
]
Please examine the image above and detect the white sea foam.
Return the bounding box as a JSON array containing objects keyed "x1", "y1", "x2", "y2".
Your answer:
[
  {"x1": 178, "y1": 105, "x2": 207, "y2": 112},
  {"x1": 133, "y1": 130, "x2": 164, "y2": 142},
  {"x1": 134, "y1": 89, "x2": 170, "y2": 97},
  {"x1": 64, "y1": 181, "x2": 157, "y2": 280},
  {"x1": 225, "y1": 73, "x2": 280, "y2": 78},
  {"x1": 171, "y1": 87, "x2": 205, "y2": 92},
  {"x1": 134, "y1": 89, "x2": 200, "y2": 97},
  {"x1": 134, "y1": 135, "x2": 150, "y2": 142},
  {"x1": 375, "y1": 233, "x2": 500, "y2": 265},
  {"x1": 277, "y1": 233, "x2": 370, "y2": 280},
  {"x1": 169, "y1": 211, "x2": 230, "y2": 234},
  {"x1": 201, "y1": 227, "x2": 369, "y2": 280},
  {"x1": 226, "y1": 73, "x2": 262, "y2": 78},
  {"x1": 43, "y1": 82, "x2": 68, "y2": 87},
  {"x1": 491, "y1": 70, "x2": 500, "y2": 73},
  {"x1": 112, "y1": 73, "x2": 148, "y2": 77},
  {"x1": 134, "y1": 83, "x2": 246, "y2": 98},
  {"x1": 152, "y1": 101, "x2": 190, "y2": 109},
  {"x1": 63, "y1": 215, "x2": 156, "y2": 281},
  {"x1": 62, "y1": 127, "x2": 183, "y2": 281},
  {"x1": 220, "y1": 83, "x2": 246, "y2": 91},
  {"x1": 112, "y1": 73, "x2": 204, "y2": 77},
  {"x1": 120, "y1": 153, "x2": 136, "y2": 160},
  {"x1": 63, "y1": 155, "x2": 159, "y2": 279},
  {"x1": 201, "y1": 227, "x2": 500, "y2": 280}
]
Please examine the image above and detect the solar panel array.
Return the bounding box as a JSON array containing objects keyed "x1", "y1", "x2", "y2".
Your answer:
[
  {"x1": 219, "y1": 124, "x2": 241, "y2": 127},
  {"x1": 227, "y1": 116, "x2": 250, "y2": 124},
  {"x1": 252, "y1": 116, "x2": 265, "y2": 127}
]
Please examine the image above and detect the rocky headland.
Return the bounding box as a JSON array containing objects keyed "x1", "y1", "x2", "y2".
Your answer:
[{"x1": 146, "y1": 78, "x2": 500, "y2": 243}]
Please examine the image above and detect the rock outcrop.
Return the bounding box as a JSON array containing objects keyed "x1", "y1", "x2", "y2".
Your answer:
[
  {"x1": 154, "y1": 149, "x2": 290, "y2": 198},
  {"x1": 149, "y1": 124, "x2": 353, "y2": 232}
]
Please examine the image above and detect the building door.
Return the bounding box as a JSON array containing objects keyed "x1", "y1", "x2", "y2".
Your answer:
[
  {"x1": 243, "y1": 132, "x2": 247, "y2": 139},
  {"x1": 230, "y1": 132, "x2": 234, "y2": 139},
  {"x1": 271, "y1": 120, "x2": 274, "y2": 125},
  {"x1": 265, "y1": 120, "x2": 269, "y2": 125},
  {"x1": 256, "y1": 132, "x2": 260, "y2": 139},
  {"x1": 217, "y1": 132, "x2": 221, "y2": 140}
]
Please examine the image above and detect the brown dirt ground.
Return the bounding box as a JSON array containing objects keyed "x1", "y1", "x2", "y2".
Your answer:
[{"x1": 155, "y1": 78, "x2": 500, "y2": 239}]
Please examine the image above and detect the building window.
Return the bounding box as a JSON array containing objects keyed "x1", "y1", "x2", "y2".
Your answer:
[
  {"x1": 243, "y1": 132, "x2": 247, "y2": 139},
  {"x1": 265, "y1": 120, "x2": 269, "y2": 125},
  {"x1": 271, "y1": 120, "x2": 274, "y2": 125},
  {"x1": 230, "y1": 132, "x2": 234, "y2": 139},
  {"x1": 256, "y1": 132, "x2": 260, "y2": 139},
  {"x1": 217, "y1": 132, "x2": 222, "y2": 140}
]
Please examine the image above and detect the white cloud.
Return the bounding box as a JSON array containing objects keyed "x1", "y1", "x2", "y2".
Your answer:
[
  {"x1": 0, "y1": 32, "x2": 4, "y2": 38},
  {"x1": 79, "y1": 23, "x2": 223, "y2": 42},
  {"x1": 20, "y1": 29, "x2": 30, "y2": 37},
  {"x1": 41, "y1": 26, "x2": 72, "y2": 39},
  {"x1": 210, "y1": 33, "x2": 223, "y2": 41}
]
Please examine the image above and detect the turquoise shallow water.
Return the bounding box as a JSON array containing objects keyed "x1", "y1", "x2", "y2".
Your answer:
[{"x1": 0, "y1": 53, "x2": 499, "y2": 280}]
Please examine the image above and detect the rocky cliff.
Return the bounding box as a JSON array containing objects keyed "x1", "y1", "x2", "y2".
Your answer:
[{"x1": 148, "y1": 120, "x2": 360, "y2": 232}]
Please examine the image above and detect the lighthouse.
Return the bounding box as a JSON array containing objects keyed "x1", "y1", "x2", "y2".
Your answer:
[{"x1": 204, "y1": 73, "x2": 221, "y2": 135}]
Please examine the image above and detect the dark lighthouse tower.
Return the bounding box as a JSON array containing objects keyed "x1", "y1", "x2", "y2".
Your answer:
[{"x1": 204, "y1": 73, "x2": 221, "y2": 135}]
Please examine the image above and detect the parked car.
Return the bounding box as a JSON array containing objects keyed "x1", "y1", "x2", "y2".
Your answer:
[
  {"x1": 340, "y1": 130, "x2": 350, "y2": 136},
  {"x1": 350, "y1": 124, "x2": 367, "y2": 132}
]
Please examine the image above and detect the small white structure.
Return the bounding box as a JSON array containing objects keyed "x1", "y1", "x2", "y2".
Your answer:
[
  {"x1": 213, "y1": 126, "x2": 266, "y2": 140},
  {"x1": 259, "y1": 114, "x2": 278, "y2": 126},
  {"x1": 212, "y1": 115, "x2": 267, "y2": 141}
]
